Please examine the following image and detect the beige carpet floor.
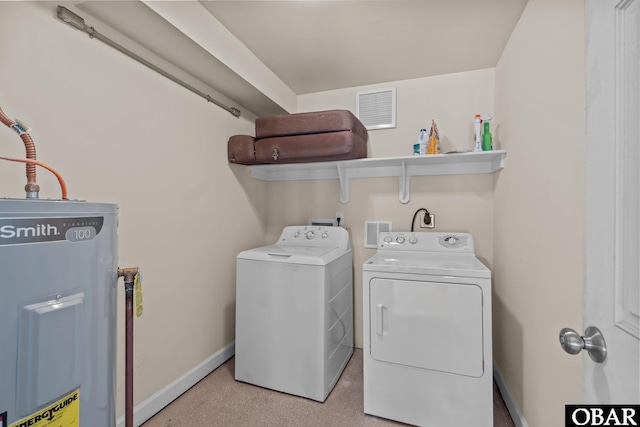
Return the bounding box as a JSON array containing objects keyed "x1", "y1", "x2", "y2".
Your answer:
[{"x1": 142, "y1": 349, "x2": 516, "y2": 427}]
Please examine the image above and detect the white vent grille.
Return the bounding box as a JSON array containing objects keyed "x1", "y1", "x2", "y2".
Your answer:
[
  {"x1": 364, "y1": 221, "x2": 393, "y2": 248},
  {"x1": 356, "y1": 88, "x2": 396, "y2": 130}
]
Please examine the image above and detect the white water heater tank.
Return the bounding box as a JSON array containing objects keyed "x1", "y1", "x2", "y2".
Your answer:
[{"x1": 0, "y1": 199, "x2": 118, "y2": 427}]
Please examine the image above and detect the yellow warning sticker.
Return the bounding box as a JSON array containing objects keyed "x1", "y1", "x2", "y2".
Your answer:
[
  {"x1": 134, "y1": 270, "x2": 143, "y2": 318},
  {"x1": 10, "y1": 389, "x2": 79, "y2": 427}
]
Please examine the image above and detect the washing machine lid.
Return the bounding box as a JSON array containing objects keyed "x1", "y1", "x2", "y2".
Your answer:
[
  {"x1": 363, "y1": 251, "x2": 490, "y2": 279},
  {"x1": 237, "y1": 244, "x2": 348, "y2": 266}
]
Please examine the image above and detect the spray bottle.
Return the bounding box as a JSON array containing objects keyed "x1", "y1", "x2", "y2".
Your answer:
[{"x1": 474, "y1": 115, "x2": 482, "y2": 151}]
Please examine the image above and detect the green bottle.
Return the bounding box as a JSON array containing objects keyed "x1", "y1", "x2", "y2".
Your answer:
[{"x1": 482, "y1": 121, "x2": 492, "y2": 151}]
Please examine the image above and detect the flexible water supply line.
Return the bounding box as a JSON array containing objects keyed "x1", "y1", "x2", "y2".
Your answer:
[
  {"x1": 0, "y1": 106, "x2": 40, "y2": 198},
  {"x1": 0, "y1": 156, "x2": 69, "y2": 199}
]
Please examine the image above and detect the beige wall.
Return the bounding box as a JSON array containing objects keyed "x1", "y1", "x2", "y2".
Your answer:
[
  {"x1": 1, "y1": 1, "x2": 587, "y2": 425},
  {"x1": 493, "y1": 0, "x2": 585, "y2": 425},
  {"x1": 267, "y1": 70, "x2": 496, "y2": 348},
  {"x1": 298, "y1": 69, "x2": 496, "y2": 157},
  {"x1": 0, "y1": 2, "x2": 266, "y2": 416}
]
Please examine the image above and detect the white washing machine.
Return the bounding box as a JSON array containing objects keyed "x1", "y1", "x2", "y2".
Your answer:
[
  {"x1": 363, "y1": 231, "x2": 492, "y2": 427},
  {"x1": 235, "y1": 225, "x2": 353, "y2": 402}
]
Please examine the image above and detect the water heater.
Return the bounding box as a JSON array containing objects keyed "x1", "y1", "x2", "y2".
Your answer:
[{"x1": 0, "y1": 199, "x2": 118, "y2": 427}]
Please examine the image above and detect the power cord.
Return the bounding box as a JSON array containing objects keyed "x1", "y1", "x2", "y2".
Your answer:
[{"x1": 410, "y1": 208, "x2": 431, "y2": 232}]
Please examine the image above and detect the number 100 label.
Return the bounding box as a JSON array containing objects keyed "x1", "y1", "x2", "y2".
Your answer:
[{"x1": 65, "y1": 227, "x2": 96, "y2": 242}]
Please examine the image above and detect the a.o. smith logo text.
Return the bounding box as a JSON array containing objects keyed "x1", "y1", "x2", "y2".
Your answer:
[
  {"x1": 566, "y1": 405, "x2": 639, "y2": 426},
  {"x1": 0, "y1": 216, "x2": 103, "y2": 246}
]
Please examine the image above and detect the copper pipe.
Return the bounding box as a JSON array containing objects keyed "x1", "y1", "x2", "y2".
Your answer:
[
  {"x1": 19, "y1": 133, "x2": 37, "y2": 183},
  {"x1": 118, "y1": 268, "x2": 138, "y2": 427},
  {"x1": 0, "y1": 107, "x2": 38, "y2": 189},
  {"x1": 125, "y1": 281, "x2": 134, "y2": 427},
  {"x1": 0, "y1": 106, "x2": 16, "y2": 127}
]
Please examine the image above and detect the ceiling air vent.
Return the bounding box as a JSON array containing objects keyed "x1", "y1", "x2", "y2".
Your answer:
[{"x1": 356, "y1": 88, "x2": 396, "y2": 130}]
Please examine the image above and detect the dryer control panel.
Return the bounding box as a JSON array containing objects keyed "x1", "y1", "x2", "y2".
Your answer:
[{"x1": 379, "y1": 232, "x2": 474, "y2": 253}]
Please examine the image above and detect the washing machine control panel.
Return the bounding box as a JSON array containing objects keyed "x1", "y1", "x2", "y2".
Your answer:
[
  {"x1": 279, "y1": 226, "x2": 350, "y2": 248},
  {"x1": 292, "y1": 229, "x2": 326, "y2": 239},
  {"x1": 379, "y1": 232, "x2": 474, "y2": 253}
]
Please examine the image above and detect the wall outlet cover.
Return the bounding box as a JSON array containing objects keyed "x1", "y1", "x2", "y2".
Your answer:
[{"x1": 419, "y1": 213, "x2": 436, "y2": 229}]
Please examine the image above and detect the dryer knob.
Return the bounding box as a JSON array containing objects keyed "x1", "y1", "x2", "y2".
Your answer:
[
  {"x1": 383, "y1": 236, "x2": 393, "y2": 244},
  {"x1": 409, "y1": 236, "x2": 418, "y2": 244},
  {"x1": 294, "y1": 231, "x2": 301, "y2": 238},
  {"x1": 321, "y1": 232, "x2": 329, "y2": 239},
  {"x1": 306, "y1": 231, "x2": 315, "y2": 239},
  {"x1": 396, "y1": 236, "x2": 405, "y2": 244},
  {"x1": 448, "y1": 237, "x2": 457, "y2": 245}
]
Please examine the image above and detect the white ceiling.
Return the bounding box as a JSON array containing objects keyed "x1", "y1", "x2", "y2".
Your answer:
[
  {"x1": 67, "y1": 0, "x2": 527, "y2": 116},
  {"x1": 200, "y1": 0, "x2": 528, "y2": 94}
]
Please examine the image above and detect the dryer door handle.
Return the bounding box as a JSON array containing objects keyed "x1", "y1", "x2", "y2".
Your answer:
[{"x1": 376, "y1": 304, "x2": 385, "y2": 336}]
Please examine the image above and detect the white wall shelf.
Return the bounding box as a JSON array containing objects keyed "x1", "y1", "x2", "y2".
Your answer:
[{"x1": 249, "y1": 150, "x2": 506, "y2": 204}]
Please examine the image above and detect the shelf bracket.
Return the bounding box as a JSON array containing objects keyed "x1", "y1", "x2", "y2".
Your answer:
[
  {"x1": 399, "y1": 160, "x2": 410, "y2": 204},
  {"x1": 337, "y1": 164, "x2": 349, "y2": 203}
]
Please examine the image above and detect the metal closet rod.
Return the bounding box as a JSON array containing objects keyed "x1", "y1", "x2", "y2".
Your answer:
[{"x1": 56, "y1": 6, "x2": 241, "y2": 118}]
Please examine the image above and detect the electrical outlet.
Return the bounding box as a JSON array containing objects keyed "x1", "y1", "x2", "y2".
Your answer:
[
  {"x1": 419, "y1": 213, "x2": 435, "y2": 229},
  {"x1": 335, "y1": 212, "x2": 345, "y2": 227}
]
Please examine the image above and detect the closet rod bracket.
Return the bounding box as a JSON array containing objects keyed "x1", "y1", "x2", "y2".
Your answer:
[
  {"x1": 337, "y1": 164, "x2": 349, "y2": 203},
  {"x1": 399, "y1": 160, "x2": 410, "y2": 204}
]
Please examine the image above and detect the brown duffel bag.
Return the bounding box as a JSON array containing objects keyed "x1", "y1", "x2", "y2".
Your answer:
[
  {"x1": 255, "y1": 109, "x2": 367, "y2": 139},
  {"x1": 228, "y1": 109, "x2": 368, "y2": 165},
  {"x1": 255, "y1": 130, "x2": 366, "y2": 164},
  {"x1": 228, "y1": 135, "x2": 260, "y2": 165}
]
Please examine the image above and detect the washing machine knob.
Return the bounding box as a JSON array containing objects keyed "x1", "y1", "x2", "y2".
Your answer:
[
  {"x1": 321, "y1": 232, "x2": 329, "y2": 239},
  {"x1": 383, "y1": 236, "x2": 393, "y2": 244},
  {"x1": 447, "y1": 237, "x2": 457, "y2": 245},
  {"x1": 409, "y1": 236, "x2": 418, "y2": 244},
  {"x1": 294, "y1": 231, "x2": 301, "y2": 238},
  {"x1": 396, "y1": 236, "x2": 405, "y2": 244},
  {"x1": 306, "y1": 230, "x2": 315, "y2": 239}
]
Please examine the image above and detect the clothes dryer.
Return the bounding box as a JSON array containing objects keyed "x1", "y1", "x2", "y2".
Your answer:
[
  {"x1": 235, "y1": 226, "x2": 353, "y2": 402},
  {"x1": 363, "y1": 231, "x2": 492, "y2": 427}
]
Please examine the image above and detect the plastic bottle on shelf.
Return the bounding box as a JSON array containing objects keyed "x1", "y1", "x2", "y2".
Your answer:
[
  {"x1": 474, "y1": 114, "x2": 482, "y2": 151},
  {"x1": 482, "y1": 121, "x2": 492, "y2": 151},
  {"x1": 427, "y1": 120, "x2": 440, "y2": 154},
  {"x1": 413, "y1": 128, "x2": 428, "y2": 155}
]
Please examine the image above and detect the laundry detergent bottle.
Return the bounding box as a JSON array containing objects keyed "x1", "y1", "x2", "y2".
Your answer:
[{"x1": 414, "y1": 128, "x2": 428, "y2": 155}]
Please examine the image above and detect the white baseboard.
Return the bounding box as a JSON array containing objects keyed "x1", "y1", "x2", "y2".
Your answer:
[
  {"x1": 493, "y1": 361, "x2": 529, "y2": 427},
  {"x1": 116, "y1": 341, "x2": 235, "y2": 427}
]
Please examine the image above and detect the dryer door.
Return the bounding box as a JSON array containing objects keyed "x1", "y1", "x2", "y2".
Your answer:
[{"x1": 369, "y1": 278, "x2": 484, "y2": 377}]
